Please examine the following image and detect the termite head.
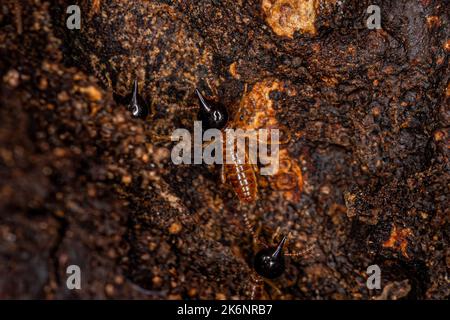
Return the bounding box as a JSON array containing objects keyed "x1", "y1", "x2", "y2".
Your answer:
[
  {"x1": 253, "y1": 236, "x2": 286, "y2": 279},
  {"x1": 195, "y1": 88, "x2": 228, "y2": 130},
  {"x1": 127, "y1": 79, "x2": 149, "y2": 119}
]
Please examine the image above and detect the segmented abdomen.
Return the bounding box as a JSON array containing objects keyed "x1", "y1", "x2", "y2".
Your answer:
[{"x1": 223, "y1": 149, "x2": 258, "y2": 203}]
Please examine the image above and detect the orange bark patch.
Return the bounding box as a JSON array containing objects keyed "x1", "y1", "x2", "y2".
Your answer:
[
  {"x1": 77, "y1": 85, "x2": 103, "y2": 101},
  {"x1": 168, "y1": 222, "x2": 182, "y2": 234},
  {"x1": 237, "y1": 80, "x2": 303, "y2": 202},
  {"x1": 229, "y1": 62, "x2": 240, "y2": 79},
  {"x1": 92, "y1": 0, "x2": 101, "y2": 15},
  {"x1": 383, "y1": 225, "x2": 413, "y2": 258},
  {"x1": 262, "y1": 0, "x2": 318, "y2": 38},
  {"x1": 444, "y1": 40, "x2": 450, "y2": 52},
  {"x1": 426, "y1": 16, "x2": 441, "y2": 28}
]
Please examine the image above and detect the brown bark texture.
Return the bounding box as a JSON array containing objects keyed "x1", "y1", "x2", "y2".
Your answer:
[{"x1": 0, "y1": 0, "x2": 448, "y2": 299}]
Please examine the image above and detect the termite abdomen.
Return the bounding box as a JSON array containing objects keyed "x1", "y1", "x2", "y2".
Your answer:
[
  {"x1": 224, "y1": 162, "x2": 258, "y2": 203},
  {"x1": 223, "y1": 139, "x2": 258, "y2": 203}
]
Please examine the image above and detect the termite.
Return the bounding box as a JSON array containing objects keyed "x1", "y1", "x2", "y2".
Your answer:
[
  {"x1": 195, "y1": 88, "x2": 259, "y2": 203},
  {"x1": 122, "y1": 81, "x2": 284, "y2": 204},
  {"x1": 246, "y1": 222, "x2": 315, "y2": 299}
]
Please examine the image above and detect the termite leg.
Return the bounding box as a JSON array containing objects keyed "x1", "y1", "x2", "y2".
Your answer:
[
  {"x1": 220, "y1": 165, "x2": 226, "y2": 184},
  {"x1": 234, "y1": 83, "x2": 248, "y2": 117},
  {"x1": 243, "y1": 212, "x2": 269, "y2": 248},
  {"x1": 256, "y1": 123, "x2": 291, "y2": 145},
  {"x1": 252, "y1": 161, "x2": 259, "y2": 175},
  {"x1": 151, "y1": 133, "x2": 174, "y2": 143},
  {"x1": 285, "y1": 243, "x2": 316, "y2": 258},
  {"x1": 205, "y1": 77, "x2": 219, "y2": 97},
  {"x1": 202, "y1": 139, "x2": 214, "y2": 149},
  {"x1": 271, "y1": 226, "x2": 282, "y2": 245},
  {"x1": 250, "y1": 276, "x2": 264, "y2": 300},
  {"x1": 252, "y1": 223, "x2": 263, "y2": 251},
  {"x1": 149, "y1": 99, "x2": 156, "y2": 118},
  {"x1": 250, "y1": 220, "x2": 269, "y2": 249},
  {"x1": 240, "y1": 83, "x2": 248, "y2": 104},
  {"x1": 263, "y1": 278, "x2": 282, "y2": 297}
]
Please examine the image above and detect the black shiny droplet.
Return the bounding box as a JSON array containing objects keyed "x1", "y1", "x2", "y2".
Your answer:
[
  {"x1": 127, "y1": 79, "x2": 149, "y2": 119},
  {"x1": 253, "y1": 236, "x2": 286, "y2": 279},
  {"x1": 195, "y1": 88, "x2": 228, "y2": 130}
]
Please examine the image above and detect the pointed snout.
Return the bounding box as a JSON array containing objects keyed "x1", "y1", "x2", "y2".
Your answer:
[
  {"x1": 195, "y1": 88, "x2": 211, "y2": 112},
  {"x1": 272, "y1": 235, "x2": 287, "y2": 259}
]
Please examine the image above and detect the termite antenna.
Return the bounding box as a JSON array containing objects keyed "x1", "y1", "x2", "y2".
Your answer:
[
  {"x1": 243, "y1": 212, "x2": 256, "y2": 240},
  {"x1": 285, "y1": 243, "x2": 315, "y2": 258}
]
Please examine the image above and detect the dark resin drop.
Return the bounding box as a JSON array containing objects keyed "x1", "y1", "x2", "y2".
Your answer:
[
  {"x1": 195, "y1": 88, "x2": 228, "y2": 130},
  {"x1": 127, "y1": 79, "x2": 149, "y2": 119},
  {"x1": 253, "y1": 236, "x2": 286, "y2": 279}
]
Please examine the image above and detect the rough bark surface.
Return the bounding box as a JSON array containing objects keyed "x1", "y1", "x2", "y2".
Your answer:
[{"x1": 0, "y1": 0, "x2": 448, "y2": 299}]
